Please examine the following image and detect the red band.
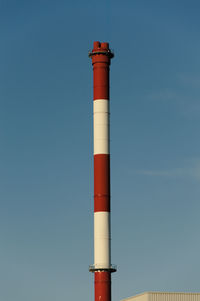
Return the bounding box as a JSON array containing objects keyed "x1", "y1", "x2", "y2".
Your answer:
[
  {"x1": 94, "y1": 154, "x2": 110, "y2": 212},
  {"x1": 91, "y1": 42, "x2": 111, "y2": 100},
  {"x1": 95, "y1": 271, "x2": 111, "y2": 301},
  {"x1": 93, "y1": 63, "x2": 109, "y2": 100}
]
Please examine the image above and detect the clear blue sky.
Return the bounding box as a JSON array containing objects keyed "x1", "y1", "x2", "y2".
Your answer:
[{"x1": 1, "y1": 0, "x2": 200, "y2": 300}]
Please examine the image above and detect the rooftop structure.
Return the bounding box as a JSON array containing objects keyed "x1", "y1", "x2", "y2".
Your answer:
[{"x1": 122, "y1": 292, "x2": 200, "y2": 301}]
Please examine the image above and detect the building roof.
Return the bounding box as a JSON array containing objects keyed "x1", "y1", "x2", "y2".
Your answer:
[{"x1": 122, "y1": 292, "x2": 200, "y2": 301}]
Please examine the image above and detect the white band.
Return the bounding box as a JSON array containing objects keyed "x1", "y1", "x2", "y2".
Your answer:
[
  {"x1": 94, "y1": 211, "x2": 111, "y2": 268},
  {"x1": 93, "y1": 99, "x2": 110, "y2": 155}
]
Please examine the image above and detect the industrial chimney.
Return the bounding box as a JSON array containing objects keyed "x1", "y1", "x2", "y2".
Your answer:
[{"x1": 89, "y1": 41, "x2": 116, "y2": 301}]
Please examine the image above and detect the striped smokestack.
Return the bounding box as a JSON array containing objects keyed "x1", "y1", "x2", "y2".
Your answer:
[{"x1": 89, "y1": 41, "x2": 116, "y2": 301}]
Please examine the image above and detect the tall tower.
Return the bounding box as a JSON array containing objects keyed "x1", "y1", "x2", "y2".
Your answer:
[{"x1": 89, "y1": 41, "x2": 116, "y2": 301}]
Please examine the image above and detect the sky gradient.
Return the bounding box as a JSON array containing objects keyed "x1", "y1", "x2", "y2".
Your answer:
[{"x1": 1, "y1": 1, "x2": 200, "y2": 300}]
